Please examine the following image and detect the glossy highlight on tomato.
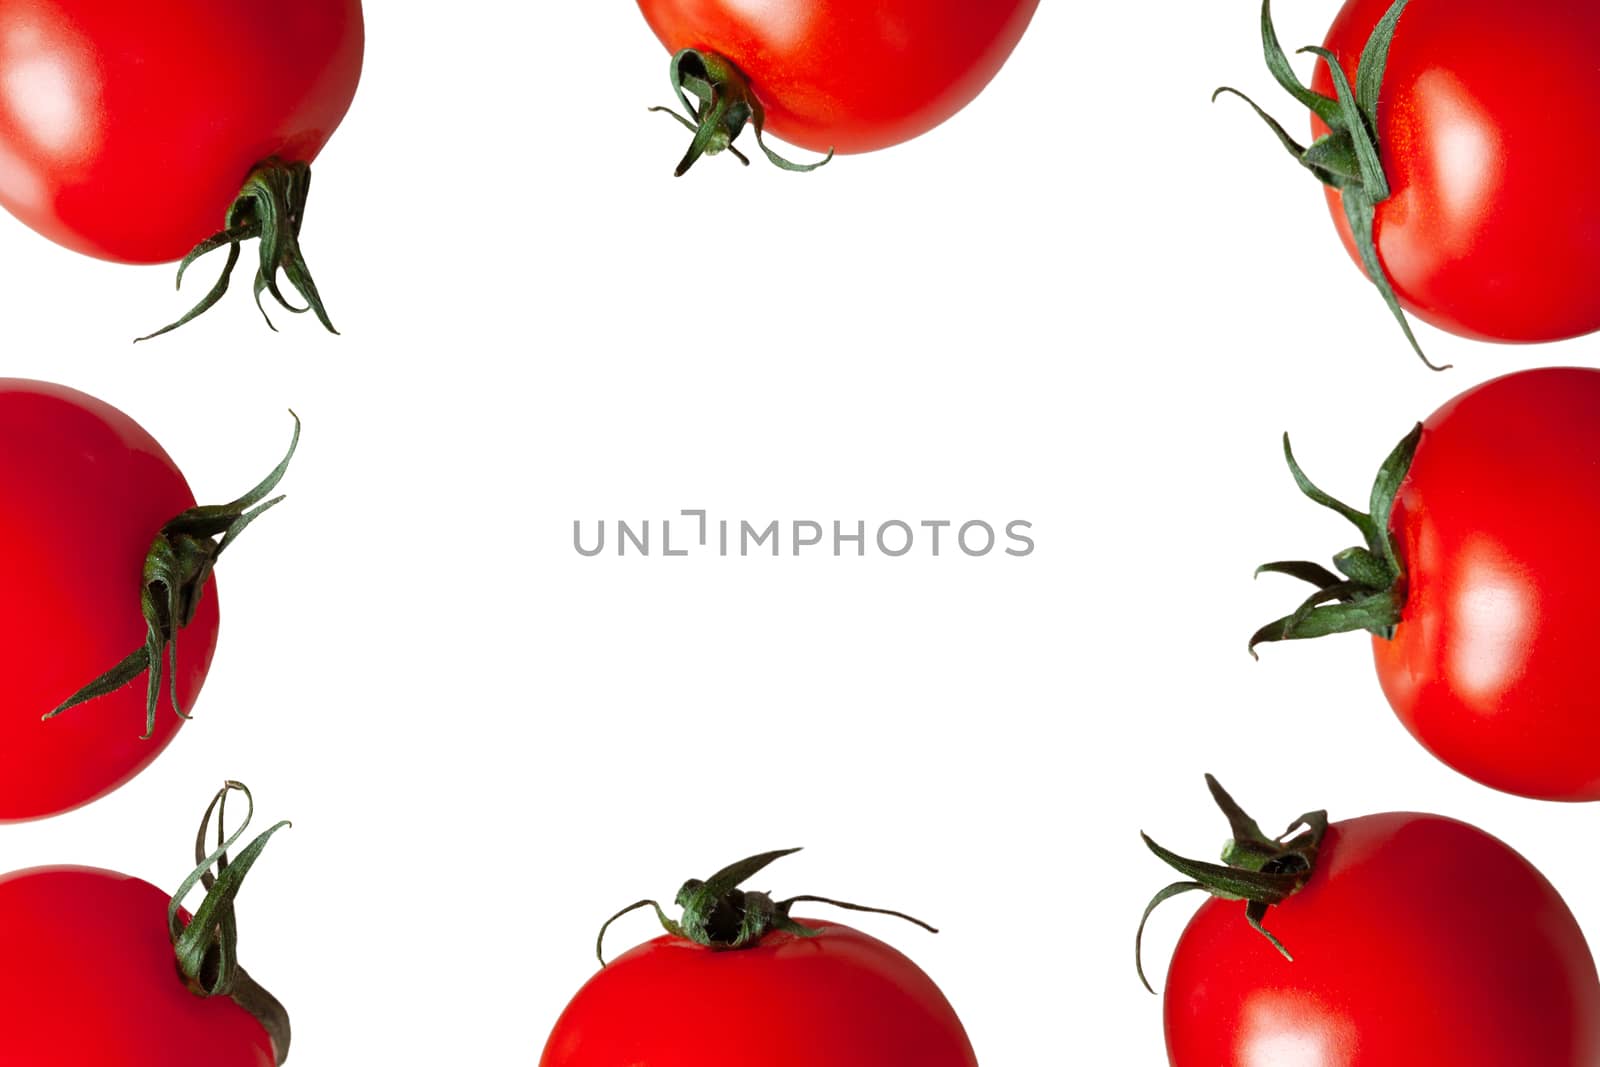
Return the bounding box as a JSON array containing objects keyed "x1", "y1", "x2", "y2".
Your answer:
[
  {"x1": 1311, "y1": 0, "x2": 1600, "y2": 343},
  {"x1": 0, "y1": 0, "x2": 363, "y2": 265},
  {"x1": 637, "y1": 0, "x2": 1039, "y2": 156}
]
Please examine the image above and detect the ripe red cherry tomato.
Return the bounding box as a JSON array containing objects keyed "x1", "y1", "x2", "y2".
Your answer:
[
  {"x1": 541, "y1": 849, "x2": 976, "y2": 1066},
  {"x1": 1221, "y1": 0, "x2": 1600, "y2": 362},
  {"x1": 0, "y1": 783, "x2": 293, "y2": 1064},
  {"x1": 0, "y1": 1, "x2": 363, "y2": 334},
  {"x1": 1142, "y1": 779, "x2": 1600, "y2": 1065},
  {"x1": 1310, "y1": 0, "x2": 1600, "y2": 344},
  {"x1": 1252, "y1": 368, "x2": 1600, "y2": 801},
  {"x1": 636, "y1": 0, "x2": 1038, "y2": 172},
  {"x1": 0, "y1": 380, "x2": 295, "y2": 821}
]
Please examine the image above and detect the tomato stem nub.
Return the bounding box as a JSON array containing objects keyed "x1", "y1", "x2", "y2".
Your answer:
[
  {"x1": 1136, "y1": 776, "x2": 1327, "y2": 994},
  {"x1": 649, "y1": 50, "x2": 834, "y2": 177},
  {"x1": 595, "y1": 848, "x2": 936, "y2": 964},
  {"x1": 44, "y1": 413, "x2": 301, "y2": 737},
  {"x1": 1216, "y1": 0, "x2": 1446, "y2": 369},
  {"x1": 1248, "y1": 423, "x2": 1417, "y2": 656},
  {"x1": 171, "y1": 782, "x2": 293, "y2": 1063},
  {"x1": 137, "y1": 159, "x2": 338, "y2": 341}
]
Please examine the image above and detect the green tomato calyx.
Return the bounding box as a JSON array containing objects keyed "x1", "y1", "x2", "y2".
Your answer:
[
  {"x1": 138, "y1": 158, "x2": 338, "y2": 341},
  {"x1": 1136, "y1": 776, "x2": 1328, "y2": 994},
  {"x1": 171, "y1": 782, "x2": 294, "y2": 1063},
  {"x1": 1249, "y1": 422, "x2": 1418, "y2": 656},
  {"x1": 650, "y1": 50, "x2": 834, "y2": 177},
  {"x1": 595, "y1": 848, "x2": 936, "y2": 964},
  {"x1": 44, "y1": 413, "x2": 301, "y2": 738},
  {"x1": 1215, "y1": 0, "x2": 1447, "y2": 369}
]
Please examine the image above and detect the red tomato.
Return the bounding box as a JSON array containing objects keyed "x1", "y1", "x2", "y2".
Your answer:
[
  {"x1": 542, "y1": 849, "x2": 975, "y2": 1066},
  {"x1": 636, "y1": 0, "x2": 1039, "y2": 157},
  {"x1": 1308, "y1": 0, "x2": 1600, "y2": 343},
  {"x1": 543, "y1": 922, "x2": 975, "y2": 1067},
  {"x1": 1307, "y1": 0, "x2": 1600, "y2": 343},
  {"x1": 1253, "y1": 368, "x2": 1600, "y2": 801},
  {"x1": 0, "y1": 866, "x2": 276, "y2": 1065},
  {"x1": 1376, "y1": 369, "x2": 1600, "y2": 799},
  {"x1": 0, "y1": 782, "x2": 293, "y2": 1063},
  {"x1": 0, "y1": 0, "x2": 363, "y2": 264},
  {"x1": 0, "y1": 380, "x2": 294, "y2": 820},
  {"x1": 1158, "y1": 811, "x2": 1600, "y2": 1064}
]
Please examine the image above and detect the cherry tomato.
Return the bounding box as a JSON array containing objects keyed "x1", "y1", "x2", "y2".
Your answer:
[
  {"x1": 1252, "y1": 368, "x2": 1600, "y2": 801},
  {"x1": 544, "y1": 922, "x2": 976, "y2": 1067},
  {"x1": 0, "y1": 868, "x2": 273, "y2": 1065},
  {"x1": 541, "y1": 849, "x2": 976, "y2": 1067},
  {"x1": 0, "y1": 380, "x2": 294, "y2": 821},
  {"x1": 0, "y1": 783, "x2": 292, "y2": 1064},
  {"x1": 0, "y1": 0, "x2": 363, "y2": 265},
  {"x1": 1308, "y1": 0, "x2": 1600, "y2": 344},
  {"x1": 637, "y1": 0, "x2": 1039, "y2": 162},
  {"x1": 1144, "y1": 781, "x2": 1600, "y2": 1065}
]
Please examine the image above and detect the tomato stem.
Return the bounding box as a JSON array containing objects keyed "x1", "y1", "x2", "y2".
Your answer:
[
  {"x1": 171, "y1": 782, "x2": 293, "y2": 1063},
  {"x1": 596, "y1": 848, "x2": 936, "y2": 963},
  {"x1": 1248, "y1": 423, "x2": 1417, "y2": 656},
  {"x1": 1136, "y1": 776, "x2": 1327, "y2": 993},
  {"x1": 44, "y1": 413, "x2": 301, "y2": 737},
  {"x1": 649, "y1": 50, "x2": 834, "y2": 177},
  {"x1": 137, "y1": 159, "x2": 338, "y2": 341},
  {"x1": 1216, "y1": 0, "x2": 1447, "y2": 369}
]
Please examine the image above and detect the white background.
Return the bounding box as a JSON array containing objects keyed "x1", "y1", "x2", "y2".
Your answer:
[{"x1": 3, "y1": 1, "x2": 1599, "y2": 1064}]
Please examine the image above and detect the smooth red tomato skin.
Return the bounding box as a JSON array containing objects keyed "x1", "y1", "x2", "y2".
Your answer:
[
  {"x1": 541, "y1": 921, "x2": 977, "y2": 1066},
  {"x1": 1308, "y1": 0, "x2": 1600, "y2": 342},
  {"x1": 0, "y1": 866, "x2": 273, "y2": 1064},
  {"x1": 636, "y1": 0, "x2": 1039, "y2": 154},
  {"x1": 0, "y1": 0, "x2": 364, "y2": 264},
  {"x1": 1165, "y1": 814, "x2": 1600, "y2": 1065},
  {"x1": 0, "y1": 380, "x2": 216, "y2": 821},
  {"x1": 1371, "y1": 368, "x2": 1600, "y2": 800}
]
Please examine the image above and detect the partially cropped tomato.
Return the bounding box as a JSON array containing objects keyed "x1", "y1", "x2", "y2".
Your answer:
[
  {"x1": 542, "y1": 849, "x2": 976, "y2": 1066},
  {"x1": 1141, "y1": 778, "x2": 1600, "y2": 1065},
  {"x1": 0, "y1": 0, "x2": 364, "y2": 333},
  {"x1": 637, "y1": 0, "x2": 1039, "y2": 174},
  {"x1": 1222, "y1": 0, "x2": 1600, "y2": 362},
  {"x1": 0, "y1": 783, "x2": 294, "y2": 1064},
  {"x1": 0, "y1": 380, "x2": 296, "y2": 820},
  {"x1": 1252, "y1": 368, "x2": 1600, "y2": 801}
]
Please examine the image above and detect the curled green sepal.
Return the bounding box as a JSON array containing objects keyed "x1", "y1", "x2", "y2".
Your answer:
[
  {"x1": 649, "y1": 50, "x2": 833, "y2": 177},
  {"x1": 45, "y1": 413, "x2": 302, "y2": 737},
  {"x1": 1214, "y1": 0, "x2": 1447, "y2": 369},
  {"x1": 170, "y1": 782, "x2": 293, "y2": 1063},
  {"x1": 138, "y1": 159, "x2": 337, "y2": 341},
  {"x1": 1136, "y1": 775, "x2": 1328, "y2": 993},
  {"x1": 1248, "y1": 423, "x2": 1419, "y2": 656},
  {"x1": 595, "y1": 847, "x2": 936, "y2": 964}
]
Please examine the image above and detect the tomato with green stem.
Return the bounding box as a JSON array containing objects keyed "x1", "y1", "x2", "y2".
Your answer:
[
  {"x1": 1139, "y1": 777, "x2": 1600, "y2": 1065},
  {"x1": 0, "y1": 0, "x2": 364, "y2": 337},
  {"x1": 0, "y1": 380, "x2": 297, "y2": 821},
  {"x1": 637, "y1": 0, "x2": 1040, "y2": 175},
  {"x1": 541, "y1": 849, "x2": 977, "y2": 1066},
  {"x1": 0, "y1": 782, "x2": 293, "y2": 1064},
  {"x1": 1218, "y1": 0, "x2": 1600, "y2": 366},
  {"x1": 1251, "y1": 368, "x2": 1600, "y2": 801}
]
